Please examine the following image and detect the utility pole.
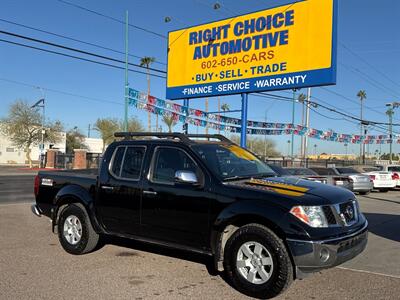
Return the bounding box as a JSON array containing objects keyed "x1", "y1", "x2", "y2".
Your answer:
[
  {"x1": 304, "y1": 88, "x2": 311, "y2": 160},
  {"x1": 360, "y1": 98, "x2": 363, "y2": 164},
  {"x1": 205, "y1": 98, "x2": 209, "y2": 134},
  {"x1": 31, "y1": 95, "x2": 45, "y2": 167},
  {"x1": 124, "y1": 10, "x2": 129, "y2": 132},
  {"x1": 386, "y1": 102, "x2": 400, "y2": 164},
  {"x1": 264, "y1": 109, "x2": 268, "y2": 159},
  {"x1": 217, "y1": 96, "x2": 221, "y2": 134},
  {"x1": 291, "y1": 89, "x2": 296, "y2": 159},
  {"x1": 88, "y1": 124, "x2": 91, "y2": 138}
]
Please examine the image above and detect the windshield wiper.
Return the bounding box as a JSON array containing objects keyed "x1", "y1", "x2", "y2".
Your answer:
[
  {"x1": 223, "y1": 173, "x2": 276, "y2": 181},
  {"x1": 222, "y1": 175, "x2": 253, "y2": 181},
  {"x1": 250, "y1": 173, "x2": 277, "y2": 179}
]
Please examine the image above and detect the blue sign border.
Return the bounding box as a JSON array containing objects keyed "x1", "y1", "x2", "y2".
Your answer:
[{"x1": 166, "y1": 0, "x2": 337, "y2": 100}]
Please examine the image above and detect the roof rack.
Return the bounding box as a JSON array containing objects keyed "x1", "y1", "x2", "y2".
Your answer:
[{"x1": 114, "y1": 132, "x2": 232, "y2": 144}]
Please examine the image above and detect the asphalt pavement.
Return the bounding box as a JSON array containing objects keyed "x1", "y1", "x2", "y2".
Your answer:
[
  {"x1": 0, "y1": 175, "x2": 35, "y2": 204},
  {"x1": 0, "y1": 174, "x2": 399, "y2": 299}
]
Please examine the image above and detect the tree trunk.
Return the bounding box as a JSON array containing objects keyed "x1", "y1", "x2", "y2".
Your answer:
[{"x1": 26, "y1": 147, "x2": 32, "y2": 168}]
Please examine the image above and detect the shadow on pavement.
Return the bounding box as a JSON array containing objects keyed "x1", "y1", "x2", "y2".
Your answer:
[
  {"x1": 364, "y1": 213, "x2": 400, "y2": 242},
  {"x1": 99, "y1": 235, "x2": 219, "y2": 276},
  {"x1": 362, "y1": 195, "x2": 400, "y2": 205}
]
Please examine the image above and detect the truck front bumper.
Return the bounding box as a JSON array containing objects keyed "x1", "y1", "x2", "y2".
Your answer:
[{"x1": 286, "y1": 221, "x2": 368, "y2": 276}]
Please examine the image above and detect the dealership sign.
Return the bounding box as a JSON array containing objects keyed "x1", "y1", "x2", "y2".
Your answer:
[{"x1": 166, "y1": 0, "x2": 337, "y2": 99}]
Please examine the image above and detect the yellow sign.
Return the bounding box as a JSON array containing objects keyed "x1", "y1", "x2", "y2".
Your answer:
[{"x1": 166, "y1": 0, "x2": 337, "y2": 99}]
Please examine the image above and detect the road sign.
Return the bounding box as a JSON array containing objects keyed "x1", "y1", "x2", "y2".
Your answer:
[{"x1": 166, "y1": 0, "x2": 337, "y2": 99}]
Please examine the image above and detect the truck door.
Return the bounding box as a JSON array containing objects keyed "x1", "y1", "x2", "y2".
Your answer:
[
  {"x1": 141, "y1": 146, "x2": 210, "y2": 249},
  {"x1": 97, "y1": 145, "x2": 146, "y2": 235}
]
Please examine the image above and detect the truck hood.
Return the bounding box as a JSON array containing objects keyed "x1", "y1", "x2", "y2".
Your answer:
[{"x1": 228, "y1": 176, "x2": 355, "y2": 206}]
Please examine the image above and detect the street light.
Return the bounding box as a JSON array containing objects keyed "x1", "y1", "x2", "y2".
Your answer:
[
  {"x1": 31, "y1": 97, "x2": 45, "y2": 167},
  {"x1": 386, "y1": 102, "x2": 400, "y2": 163}
]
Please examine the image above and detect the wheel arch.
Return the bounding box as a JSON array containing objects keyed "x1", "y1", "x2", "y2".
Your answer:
[
  {"x1": 211, "y1": 207, "x2": 290, "y2": 272},
  {"x1": 52, "y1": 184, "x2": 102, "y2": 234}
]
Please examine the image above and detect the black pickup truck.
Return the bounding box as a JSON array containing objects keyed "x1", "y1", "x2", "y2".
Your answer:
[{"x1": 32, "y1": 133, "x2": 368, "y2": 299}]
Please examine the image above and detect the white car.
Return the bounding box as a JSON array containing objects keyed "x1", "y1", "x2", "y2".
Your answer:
[
  {"x1": 375, "y1": 165, "x2": 400, "y2": 187},
  {"x1": 362, "y1": 170, "x2": 396, "y2": 192}
]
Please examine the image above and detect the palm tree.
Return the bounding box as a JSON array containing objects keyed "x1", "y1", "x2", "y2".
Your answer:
[
  {"x1": 140, "y1": 56, "x2": 156, "y2": 132},
  {"x1": 94, "y1": 118, "x2": 120, "y2": 151},
  {"x1": 357, "y1": 90, "x2": 367, "y2": 163},
  {"x1": 221, "y1": 103, "x2": 230, "y2": 115},
  {"x1": 162, "y1": 114, "x2": 177, "y2": 133}
]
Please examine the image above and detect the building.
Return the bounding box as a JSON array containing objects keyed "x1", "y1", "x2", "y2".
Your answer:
[{"x1": 0, "y1": 132, "x2": 66, "y2": 165}]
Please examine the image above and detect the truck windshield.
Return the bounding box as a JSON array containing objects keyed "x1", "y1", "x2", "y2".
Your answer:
[{"x1": 192, "y1": 144, "x2": 276, "y2": 180}]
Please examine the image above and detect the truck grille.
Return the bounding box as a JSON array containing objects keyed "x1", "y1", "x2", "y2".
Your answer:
[{"x1": 322, "y1": 206, "x2": 337, "y2": 225}]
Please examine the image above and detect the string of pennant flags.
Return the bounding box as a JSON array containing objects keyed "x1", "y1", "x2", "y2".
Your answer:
[{"x1": 128, "y1": 88, "x2": 400, "y2": 145}]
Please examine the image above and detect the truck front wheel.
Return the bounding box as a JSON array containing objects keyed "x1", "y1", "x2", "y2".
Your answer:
[
  {"x1": 57, "y1": 203, "x2": 99, "y2": 255},
  {"x1": 223, "y1": 223, "x2": 293, "y2": 299}
]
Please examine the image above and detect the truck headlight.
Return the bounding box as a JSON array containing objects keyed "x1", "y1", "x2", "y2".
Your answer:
[{"x1": 290, "y1": 206, "x2": 328, "y2": 228}]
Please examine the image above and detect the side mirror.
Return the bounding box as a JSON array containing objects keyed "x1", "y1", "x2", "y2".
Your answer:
[{"x1": 174, "y1": 170, "x2": 198, "y2": 184}]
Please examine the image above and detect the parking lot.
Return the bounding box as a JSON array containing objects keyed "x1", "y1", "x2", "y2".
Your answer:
[{"x1": 0, "y1": 174, "x2": 399, "y2": 299}]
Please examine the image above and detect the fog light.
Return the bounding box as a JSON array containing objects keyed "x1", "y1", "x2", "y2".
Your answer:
[{"x1": 320, "y1": 248, "x2": 330, "y2": 262}]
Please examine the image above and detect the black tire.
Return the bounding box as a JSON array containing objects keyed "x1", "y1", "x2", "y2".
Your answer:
[
  {"x1": 358, "y1": 191, "x2": 370, "y2": 195},
  {"x1": 379, "y1": 189, "x2": 389, "y2": 193},
  {"x1": 57, "y1": 203, "x2": 99, "y2": 255},
  {"x1": 223, "y1": 223, "x2": 293, "y2": 299}
]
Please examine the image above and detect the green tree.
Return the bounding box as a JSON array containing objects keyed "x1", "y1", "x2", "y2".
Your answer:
[
  {"x1": 140, "y1": 56, "x2": 156, "y2": 132},
  {"x1": 120, "y1": 117, "x2": 144, "y2": 132},
  {"x1": 162, "y1": 114, "x2": 177, "y2": 133},
  {"x1": 221, "y1": 103, "x2": 230, "y2": 115},
  {"x1": 357, "y1": 90, "x2": 367, "y2": 102},
  {"x1": 0, "y1": 100, "x2": 63, "y2": 167},
  {"x1": 66, "y1": 127, "x2": 87, "y2": 153},
  {"x1": 230, "y1": 135, "x2": 280, "y2": 157},
  {"x1": 94, "y1": 118, "x2": 119, "y2": 151}
]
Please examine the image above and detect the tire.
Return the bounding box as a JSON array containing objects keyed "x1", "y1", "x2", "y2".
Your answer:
[
  {"x1": 223, "y1": 223, "x2": 293, "y2": 299},
  {"x1": 57, "y1": 203, "x2": 99, "y2": 255},
  {"x1": 379, "y1": 189, "x2": 389, "y2": 193},
  {"x1": 358, "y1": 191, "x2": 370, "y2": 195}
]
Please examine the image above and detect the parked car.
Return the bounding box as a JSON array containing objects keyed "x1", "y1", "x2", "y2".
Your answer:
[
  {"x1": 375, "y1": 165, "x2": 400, "y2": 187},
  {"x1": 266, "y1": 163, "x2": 290, "y2": 176},
  {"x1": 352, "y1": 166, "x2": 395, "y2": 192},
  {"x1": 308, "y1": 167, "x2": 353, "y2": 191},
  {"x1": 32, "y1": 133, "x2": 368, "y2": 299},
  {"x1": 284, "y1": 168, "x2": 328, "y2": 184},
  {"x1": 334, "y1": 167, "x2": 373, "y2": 195}
]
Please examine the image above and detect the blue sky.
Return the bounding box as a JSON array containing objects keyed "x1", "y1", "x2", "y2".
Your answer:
[{"x1": 1, "y1": 0, "x2": 399, "y2": 155}]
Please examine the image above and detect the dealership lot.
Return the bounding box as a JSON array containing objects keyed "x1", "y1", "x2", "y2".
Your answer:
[{"x1": 0, "y1": 175, "x2": 399, "y2": 299}]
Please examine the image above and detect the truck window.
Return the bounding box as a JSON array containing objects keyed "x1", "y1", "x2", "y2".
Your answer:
[
  {"x1": 120, "y1": 147, "x2": 146, "y2": 179},
  {"x1": 111, "y1": 147, "x2": 126, "y2": 177},
  {"x1": 152, "y1": 147, "x2": 198, "y2": 184}
]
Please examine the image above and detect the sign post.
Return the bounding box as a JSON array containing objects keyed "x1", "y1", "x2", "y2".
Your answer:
[{"x1": 240, "y1": 93, "x2": 248, "y2": 147}]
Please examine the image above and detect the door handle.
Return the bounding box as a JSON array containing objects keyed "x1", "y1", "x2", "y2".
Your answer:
[
  {"x1": 101, "y1": 186, "x2": 114, "y2": 190},
  {"x1": 143, "y1": 190, "x2": 157, "y2": 195}
]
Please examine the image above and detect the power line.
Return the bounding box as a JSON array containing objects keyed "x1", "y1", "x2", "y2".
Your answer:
[
  {"x1": 0, "y1": 77, "x2": 123, "y2": 106},
  {"x1": 340, "y1": 42, "x2": 400, "y2": 90},
  {"x1": 339, "y1": 62, "x2": 399, "y2": 98},
  {"x1": 0, "y1": 38, "x2": 167, "y2": 79},
  {"x1": 0, "y1": 18, "x2": 167, "y2": 66},
  {"x1": 55, "y1": 0, "x2": 167, "y2": 39},
  {"x1": 0, "y1": 30, "x2": 166, "y2": 74}
]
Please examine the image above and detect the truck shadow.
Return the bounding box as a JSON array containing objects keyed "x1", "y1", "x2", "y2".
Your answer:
[
  {"x1": 99, "y1": 235, "x2": 220, "y2": 276},
  {"x1": 363, "y1": 213, "x2": 400, "y2": 242}
]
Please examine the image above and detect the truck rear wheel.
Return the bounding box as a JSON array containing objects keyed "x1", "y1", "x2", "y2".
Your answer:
[
  {"x1": 57, "y1": 203, "x2": 99, "y2": 255},
  {"x1": 223, "y1": 223, "x2": 293, "y2": 299}
]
